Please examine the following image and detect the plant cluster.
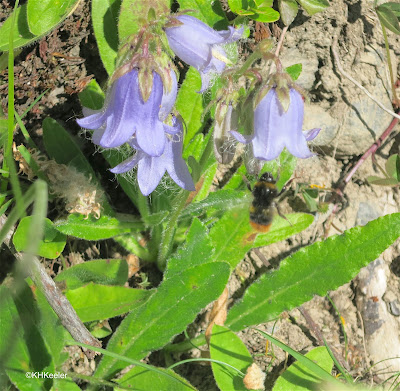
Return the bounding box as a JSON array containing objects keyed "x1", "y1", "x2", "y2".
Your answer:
[{"x1": 1, "y1": 0, "x2": 400, "y2": 390}]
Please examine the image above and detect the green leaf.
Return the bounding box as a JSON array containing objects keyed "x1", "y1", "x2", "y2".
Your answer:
[
  {"x1": 180, "y1": 190, "x2": 248, "y2": 219},
  {"x1": 379, "y1": 2, "x2": 400, "y2": 18},
  {"x1": 377, "y1": 4, "x2": 400, "y2": 34},
  {"x1": 13, "y1": 216, "x2": 67, "y2": 259},
  {"x1": 167, "y1": 219, "x2": 214, "y2": 272},
  {"x1": 94, "y1": 261, "x2": 231, "y2": 380},
  {"x1": 91, "y1": 0, "x2": 121, "y2": 75},
  {"x1": 226, "y1": 213, "x2": 400, "y2": 330},
  {"x1": 285, "y1": 63, "x2": 302, "y2": 81},
  {"x1": 385, "y1": 154, "x2": 400, "y2": 180},
  {"x1": 209, "y1": 206, "x2": 258, "y2": 269},
  {"x1": 273, "y1": 346, "x2": 333, "y2": 390},
  {"x1": 54, "y1": 259, "x2": 129, "y2": 290},
  {"x1": 367, "y1": 176, "x2": 399, "y2": 187},
  {"x1": 176, "y1": 68, "x2": 204, "y2": 148},
  {"x1": 78, "y1": 79, "x2": 105, "y2": 110},
  {"x1": 65, "y1": 283, "x2": 153, "y2": 322},
  {"x1": 279, "y1": 0, "x2": 299, "y2": 25},
  {"x1": 117, "y1": 366, "x2": 197, "y2": 391},
  {"x1": 27, "y1": 0, "x2": 79, "y2": 35},
  {"x1": 0, "y1": 285, "x2": 52, "y2": 390},
  {"x1": 194, "y1": 162, "x2": 218, "y2": 202},
  {"x1": 43, "y1": 117, "x2": 96, "y2": 178},
  {"x1": 178, "y1": 0, "x2": 228, "y2": 27},
  {"x1": 54, "y1": 214, "x2": 143, "y2": 240},
  {"x1": 228, "y1": 0, "x2": 243, "y2": 13},
  {"x1": 0, "y1": 4, "x2": 37, "y2": 51},
  {"x1": 295, "y1": 0, "x2": 329, "y2": 15},
  {"x1": 210, "y1": 325, "x2": 253, "y2": 391},
  {"x1": 254, "y1": 213, "x2": 314, "y2": 247},
  {"x1": 249, "y1": 8, "x2": 280, "y2": 22},
  {"x1": 303, "y1": 190, "x2": 319, "y2": 212},
  {"x1": 118, "y1": 0, "x2": 169, "y2": 42}
]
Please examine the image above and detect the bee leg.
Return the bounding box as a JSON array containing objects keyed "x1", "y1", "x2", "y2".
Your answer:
[
  {"x1": 241, "y1": 173, "x2": 252, "y2": 191},
  {"x1": 275, "y1": 202, "x2": 293, "y2": 227}
]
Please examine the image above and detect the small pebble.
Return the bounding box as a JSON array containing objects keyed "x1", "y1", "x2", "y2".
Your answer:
[{"x1": 389, "y1": 300, "x2": 400, "y2": 317}]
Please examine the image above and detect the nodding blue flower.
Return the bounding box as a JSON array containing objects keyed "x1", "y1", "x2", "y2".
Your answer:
[
  {"x1": 77, "y1": 69, "x2": 178, "y2": 157},
  {"x1": 231, "y1": 88, "x2": 320, "y2": 160},
  {"x1": 110, "y1": 118, "x2": 195, "y2": 196},
  {"x1": 165, "y1": 15, "x2": 243, "y2": 92}
]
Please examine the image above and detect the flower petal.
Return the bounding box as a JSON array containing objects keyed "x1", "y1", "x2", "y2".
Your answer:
[
  {"x1": 252, "y1": 89, "x2": 285, "y2": 160},
  {"x1": 77, "y1": 110, "x2": 108, "y2": 130},
  {"x1": 218, "y1": 25, "x2": 244, "y2": 43},
  {"x1": 133, "y1": 72, "x2": 167, "y2": 156},
  {"x1": 137, "y1": 154, "x2": 167, "y2": 196},
  {"x1": 304, "y1": 128, "x2": 320, "y2": 141},
  {"x1": 229, "y1": 130, "x2": 254, "y2": 144},
  {"x1": 95, "y1": 70, "x2": 141, "y2": 148},
  {"x1": 159, "y1": 70, "x2": 178, "y2": 121},
  {"x1": 165, "y1": 134, "x2": 195, "y2": 191},
  {"x1": 282, "y1": 90, "x2": 313, "y2": 159},
  {"x1": 109, "y1": 152, "x2": 143, "y2": 174}
]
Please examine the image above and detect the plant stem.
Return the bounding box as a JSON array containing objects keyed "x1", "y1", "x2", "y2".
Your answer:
[
  {"x1": 157, "y1": 189, "x2": 190, "y2": 269},
  {"x1": 379, "y1": 20, "x2": 398, "y2": 106}
]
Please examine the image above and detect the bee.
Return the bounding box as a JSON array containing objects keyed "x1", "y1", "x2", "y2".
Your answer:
[{"x1": 248, "y1": 172, "x2": 286, "y2": 233}]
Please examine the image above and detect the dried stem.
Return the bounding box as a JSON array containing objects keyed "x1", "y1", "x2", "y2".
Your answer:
[
  {"x1": 275, "y1": 26, "x2": 288, "y2": 57},
  {"x1": 299, "y1": 306, "x2": 350, "y2": 371}
]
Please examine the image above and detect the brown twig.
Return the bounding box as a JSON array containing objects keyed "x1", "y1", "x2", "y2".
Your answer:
[
  {"x1": 275, "y1": 26, "x2": 288, "y2": 58},
  {"x1": 323, "y1": 35, "x2": 400, "y2": 235},
  {"x1": 340, "y1": 116, "x2": 399, "y2": 191},
  {"x1": 299, "y1": 306, "x2": 350, "y2": 371},
  {"x1": 0, "y1": 215, "x2": 101, "y2": 358}
]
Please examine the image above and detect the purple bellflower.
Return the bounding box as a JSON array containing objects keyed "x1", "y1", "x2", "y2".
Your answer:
[
  {"x1": 165, "y1": 15, "x2": 243, "y2": 91},
  {"x1": 110, "y1": 118, "x2": 195, "y2": 196},
  {"x1": 77, "y1": 69, "x2": 178, "y2": 157},
  {"x1": 231, "y1": 88, "x2": 320, "y2": 161}
]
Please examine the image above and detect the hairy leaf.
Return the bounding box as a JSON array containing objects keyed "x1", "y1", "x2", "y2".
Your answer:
[
  {"x1": 55, "y1": 259, "x2": 129, "y2": 290},
  {"x1": 226, "y1": 213, "x2": 400, "y2": 330},
  {"x1": 254, "y1": 213, "x2": 314, "y2": 248},
  {"x1": 209, "y1": 206, "x2": 258, "y2": 269},
  {"x1": 176, "y1": 68, "x2": 204, "y2": 148},
  {"x1": 54, "y1": 214, "x2": 143, "y2": 240},
  {"x1": 65, "y1": 284, "x2": 153, "y2": 322}
]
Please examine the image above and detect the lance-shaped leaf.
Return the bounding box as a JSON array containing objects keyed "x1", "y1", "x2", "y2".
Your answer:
[
  {"x1": 93, "y1": 219, "x2": 230, "y2": 380},
  {"x1": 226, "y1": 213, "x2": 400, "y2": 330}
]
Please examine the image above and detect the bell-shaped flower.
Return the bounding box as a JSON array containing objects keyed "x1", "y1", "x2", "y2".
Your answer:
[
  {"x1": 231, "y1": 88, "x2": 320, "y2": 161},
  {"x1": 77, "y1": 69, "x2": 178, "y2": 157},
  {"x1": 213, "y1": 103, "x2": 237, "y2": 164},
  {"x1": 110, "y1": 118, "x2": 195, "y2": 196},
  {"x1": 164, "y1": 15, "x2": 243, "y2": 91}
]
